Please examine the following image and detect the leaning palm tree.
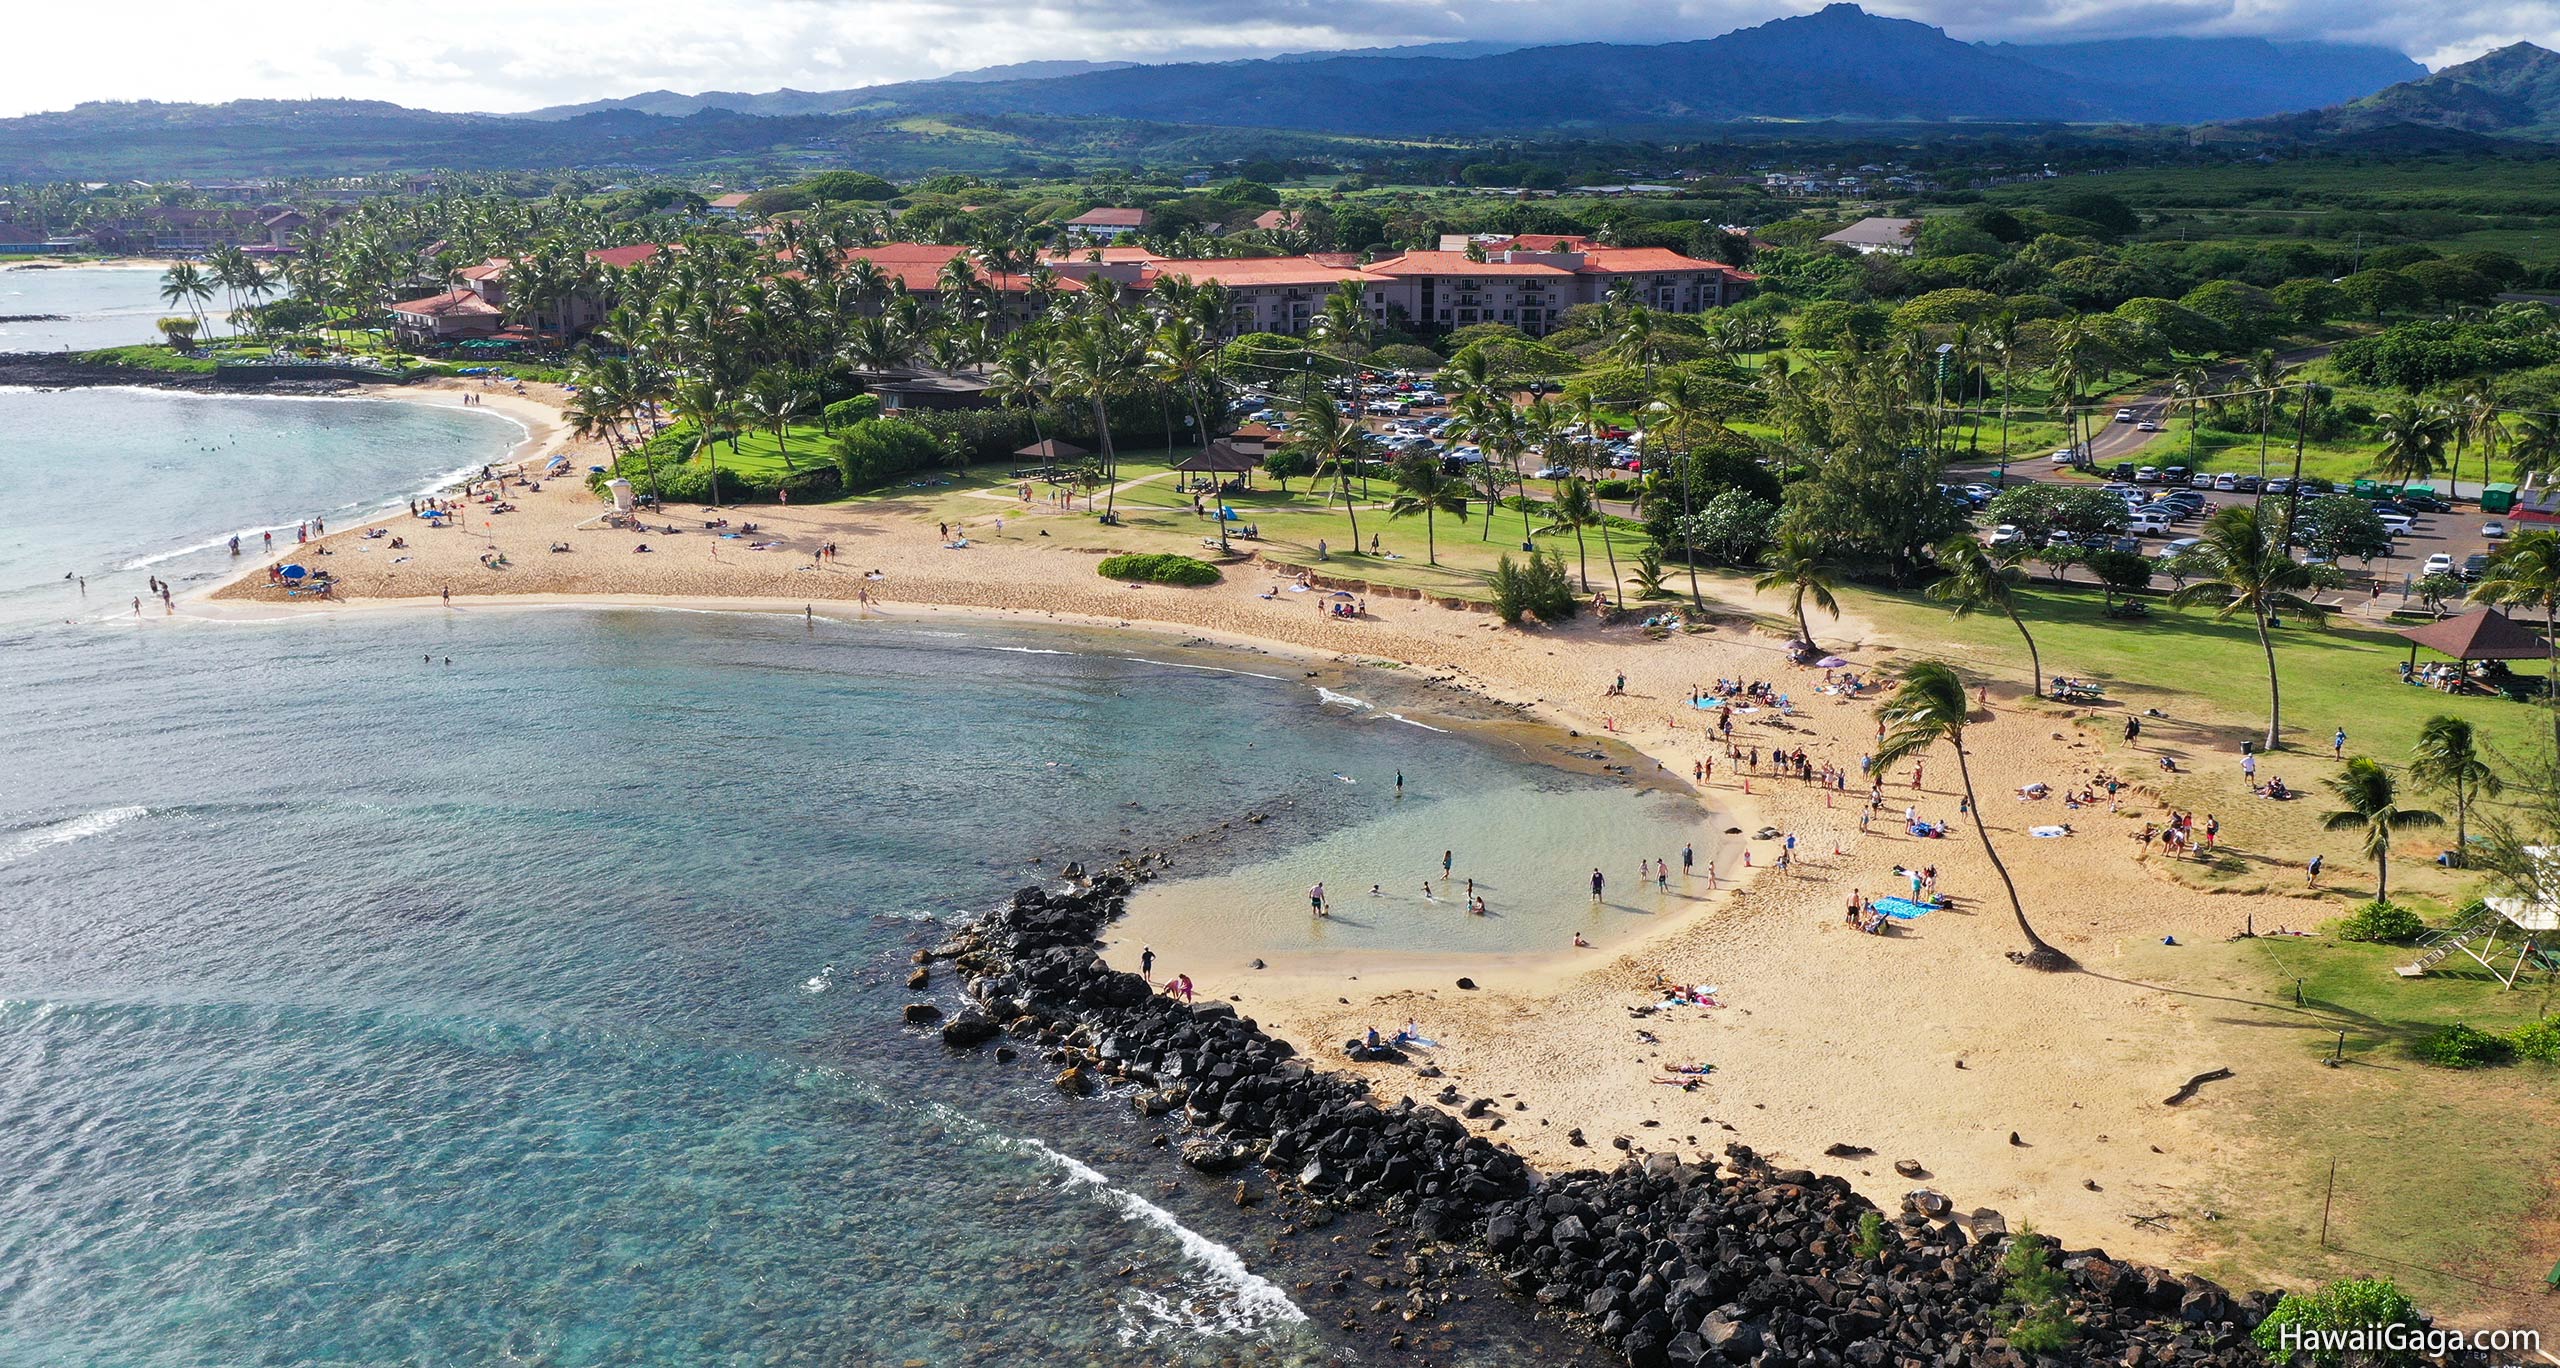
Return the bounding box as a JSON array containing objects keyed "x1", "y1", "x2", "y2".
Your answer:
[
  {"x1": 1873, "y1": 661, "x2": 2072, "y2": 970},
  {"x1": 1930, "y1": 531, "x2": 2043, "y2": 698},
  {"x1": 1754, "y1": 530, "x2": 1843, "y2": 650},
  {"x1": 1052, "y1": 312, "x2": 1135, "y2": 518},
  {"x1": 2473, "y1": 529, "x2": 2560, "y2": 753},
  {"x1": 2320, "y1": 757, "x2": 2443, "y2": 903},
  {"x1": 2166, "y1": 504, "x2": 2330, "y2": 751},
  {"x1": 1288, "y1": 374, "x2": 1376, "y2": 555},
  {"x1": 2409, "y1": 714, "x2": 2501, "y2": 868}
]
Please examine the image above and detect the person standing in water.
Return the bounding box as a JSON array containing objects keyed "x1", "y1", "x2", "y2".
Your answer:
[
  {"x1": 1395, "y1": 770, "x2": 1404, "y2": 796},
  {"x1": 1308, "y1": 882, "x2": 1328, "y2": 917},
  {"x1": 1441, "y1": 850, "x2": 1452, "y2": 877},
  {"x1": 1590, "y1": 868, "x2": 1605, "y2": 902},
  {"x1": 1681, "y1": 843, "x2": 1694, "y2": 878}
]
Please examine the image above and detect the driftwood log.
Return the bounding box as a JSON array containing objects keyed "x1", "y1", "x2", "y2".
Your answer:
[{"x1": 2164, "y1": 1068, "x2": 2233, "y2": 1106}]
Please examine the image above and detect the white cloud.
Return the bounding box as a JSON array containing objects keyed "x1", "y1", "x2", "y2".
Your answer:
[{"x1": 3, "y1": 0, "x2": 2552, "y2": 118}]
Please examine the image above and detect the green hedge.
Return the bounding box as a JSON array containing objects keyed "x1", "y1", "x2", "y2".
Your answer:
[
  {"x1": 1097, "y1": 553, "x2": 1222, "y2": 586},
  {"x1": 2418, "y1": 1023, "x2": 2515, "y2": 1069}
]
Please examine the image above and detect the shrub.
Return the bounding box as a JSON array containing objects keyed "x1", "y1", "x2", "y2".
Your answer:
[
  {"x1": 1852, "y1": 1210, "x2": 1887, "y2": 1260},
  {"x1": 821, "y1": 395, "x2": 881, "y2": 430},
  {"x1": 1490, "y1": 549, "x2": 1578, "y2": 625},
  {"x1": 1097, "y1": 553, "x2": 1221, "y2": 586},
  {"x1": 2000, "y1": 1227, "x2": 2078, "y2": 1354},
  {"x1": 833, "y1": 417, "x2": 955, "y2": 491},
  {"x1": 2418, "y1": 1023, "x2": 2515, "y2": 1069},
  {"x1": 1365, "y1": 343, "x2": 1443, "y2": 371},
  {"x1": 1595, "y1": 478, "x2": 1637, "y2": 501},
  {"x1": 2253, "y1": 1277, "x2": 2421, "y2": 1366},
  {"x1": 2336, "y1": 900, "x2": 2425, "y2": 944},
  {"x1": 2508, "y1": 1017, "x2": 2560, "y2": 1063}
]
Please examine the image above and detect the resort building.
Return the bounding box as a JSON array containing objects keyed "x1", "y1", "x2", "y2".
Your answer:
[
  {"x1": 389, "y1": 243, "x2": 673, "y2": 345},
  {"x1": 706, "y1": 192, "x2": 755, "y2": 220},
  {"x1": 1137, "y1": 243, "x2": 1752, "y2": 339},
  {"x1": 1818, "y1": 216, "x2": 1918, "y2": 255},
  {"x1": 1062, "y1": 207, "x2": 1150, "y2": 241}
]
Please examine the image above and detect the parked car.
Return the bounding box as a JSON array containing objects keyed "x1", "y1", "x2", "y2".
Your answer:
[
  {"x1": 2379, "y1": 512, "x2": 2415, "y2": 535},
  {"x1": 2463, "y1": 552, "x2": 2492, "y2": 581},
  {"x1": 2400, "y1": 493, "x2": 2451, "y2": 513},
  {"x1": 2233, "y1": 474, "x2": 2262, "y2": 493},
  {"x1": 2134, "y1": 466, "x2": 2161, "y2": 484},
  {"x1": 2264, "y1": 477, "x2": 2294, "y2": 495},
  {"x1": 2163, "y1": 537, "x2": 2202, "y2": 555},
  {"x1": 1989, "y1": 524, "x2": 2024, "y2": 549},
  {"x1": 1533, "y1": 464, "x2": 1571, "y2": 480},
  {"x1": 2110, "y1": 461, "x2": 2137, "y2": 480},
  {"x1": 2189, "y1": 472, "x2": 2217, "y2": 489},
  {"x1": 2109, "y1": 536, "x2": 2145, "y2": 555},
  {"x1": 2163, "y1": 466, "x2": 2190, "y2": 484},
  {"x1": 2213, "y1": 473, "x2": 2238, "y2": 491},
  {"x1": 2300, "y1": 477, "x2": 2336, "y2": 495},
  {"x1": 2423, "y1": 553, "x2": 2457, "y2": 578},
  {"x1": 2128, "y1": 511, "x2": 2174, "y2": 535},
  {"x1": 2482, "y1": 520, "x2": 2509, "y2": 540},
  {"x1": 1963, "y1": 483, "x2": 2000, "y2": 504}
]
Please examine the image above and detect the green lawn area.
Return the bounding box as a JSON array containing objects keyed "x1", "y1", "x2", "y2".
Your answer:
[{"x1": 1843, "y1": 581, "x2": 2545, "y2": 761}]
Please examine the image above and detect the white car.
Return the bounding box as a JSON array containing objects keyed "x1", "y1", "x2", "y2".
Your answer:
[
  {"x1": 1989, "y1": 524, "x2": 2024, "y2": 549},
  {"x1": 2379, "y1": 512, "x2": 2415, "y2": 535},
  {"x1": 2423, "y1": 553, "x2": 2457, "y2": 577},
  {"x1": 2190, "y1": 472, "x2": 2216, "y2": 489},
  {"x1": 2114, "y1": 408, "x2": 2136, "y2": 422},
  {"x1": 2482, "y1": 520, "x2": 2509, "y2": 539},
  {"x1": 2137, "y1": 420, "x2": 2161, "y2": 433},
  {"x1": 2213, "y1": 473, "x2": 2238, "y2": 492},
  {"x1": 2134, "y1": 466, "x2": 2160, "y2": 484},
  {"x1": 2163, "y1": 537, "x2": 2202, "y2": 555},
  {"x1": 2049, "y1": 448, "x2": 2081, "y2": 464},
  {"x1": 1533, "y1": 464, "x2": 1571, "y2": 480}
]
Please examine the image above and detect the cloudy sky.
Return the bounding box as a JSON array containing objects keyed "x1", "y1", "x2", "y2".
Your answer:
[{"x1": 6, "y1": 0, "x2": 2551, "y2": 118}]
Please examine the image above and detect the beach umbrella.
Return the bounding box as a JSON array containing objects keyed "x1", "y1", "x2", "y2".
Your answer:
[
  {"x1": 1816, "y1": 655, "x2": 1848, "y2": 668},
  {"x1": 279, "y1": 564, "x2": 307, "y2": 580}
]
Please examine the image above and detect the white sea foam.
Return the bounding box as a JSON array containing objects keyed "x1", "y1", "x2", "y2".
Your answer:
[
  {"x1": 1382, "y1": 712, "x2": 1452, "y2": 734},
  {"x1": 983, "y1": 645, "x2": 1078, "y2": 656},
  {"x1": 1115, "y1": 655, "x2": 1289, "y2": 681},
  {"x1": 1011, "y1": 1135, "x2": 1310, "y2": 1339},
  {"x1": 1314, "y1": 687, "x2": 1372, "y2": 711},
  {"x1": 2, "y1": 805, "x2": 146, "y2": 865}
]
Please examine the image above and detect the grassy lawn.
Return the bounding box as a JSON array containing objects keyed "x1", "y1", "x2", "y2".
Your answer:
[{"x1": 2123, "y1": 932, "x2": 2560, "y2": 1314}]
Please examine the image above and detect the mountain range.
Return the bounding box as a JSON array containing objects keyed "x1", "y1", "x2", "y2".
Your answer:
[
  {"x1": 514, "y1": 6, "x2": 2424, "y2": 131},
  {"x1": 3, "y1": 6, "x2": 2553, "y2": 182}
]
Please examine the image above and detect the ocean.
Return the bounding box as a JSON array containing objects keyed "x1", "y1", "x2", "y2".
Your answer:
[
  {"x1": 0, "y1": 291, "x2": 1655, "y2": 1366},
  {"x1": 0, "y1": 263, "x2": 221, "y2": 353}
]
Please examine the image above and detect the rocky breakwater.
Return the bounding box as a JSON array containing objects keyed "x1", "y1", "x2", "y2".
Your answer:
[
  {"x1": 0, "y1": 351, "x2": 371, "y2": 394},
  {"x1": 928, "y1": 877, "x2": 2482, "y2": 1367}
]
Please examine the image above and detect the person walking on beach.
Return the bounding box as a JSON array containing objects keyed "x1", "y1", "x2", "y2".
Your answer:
[
  {"x1": 2307, "y1": 854, "x2": 2323, "y2": 886},
  {"x1": 1590, "y1": 868, "x2": 1605, "y2": 902},
  {"x1": 1395, "y1": 770, "x2": 1404, "y2": 796},
  {"x1": 1681, "y1": 843, "x2": 1693, "y2": 878},
  {"x1": 441, "y1": 585, "x2": 451, "y2": 606},
  {"x1": 2332, "y1": 726, "x2": 2348, "y2": 759},
  {"x1": 2242, "y1": 751, "x2": 2257, "y2": 783},
  {"x1": 1308, "y1": 882, "x2": 1328, "y2": 917},
  {"x1": 1140, "y1": 946, "x2": 1155, "y2": 982}
]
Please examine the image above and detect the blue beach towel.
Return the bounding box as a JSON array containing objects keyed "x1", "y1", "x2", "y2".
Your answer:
[
  {"x1": 1872, "y1": 896, "x2": 1938, "y2": 920},
  {"x1": 1690, "y1": 697, "x2": 1727, "y2": 709}
]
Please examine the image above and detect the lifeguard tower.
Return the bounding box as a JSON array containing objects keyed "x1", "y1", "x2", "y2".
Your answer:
[{"x1": 2398, "y1": 847, "x2": 2560, "y2": 988}]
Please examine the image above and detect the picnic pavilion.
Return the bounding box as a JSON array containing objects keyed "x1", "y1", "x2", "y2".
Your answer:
[{"x1": 2394, "y1": 606, "x2": 2551, "y2": 689}]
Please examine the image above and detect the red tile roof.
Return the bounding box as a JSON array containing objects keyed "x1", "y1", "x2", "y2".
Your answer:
[
  {"x1": 392, "y1": 290, "x2": 503, "y2": 318},
  {"x1": 587, "y1": 243, "x2": 669, "y2": 270},
  {"x1": 708, "y1": 193, "x2": 753, "y2": 209},
  {"x1": 1066, "y1": 207, "x2": 1149, "y2": 228},
  {"x1": 1573, "y1": 247, "x2": 1743, "y2": 276},
  {"x1": 1251, "y1": 209, "x2": 1304, "y2": 231},
  {"x1": 1040, "y1": 245, "x2": 1161, "y2": 264},
  {"x1": 1141, "y1": 257, "x2": 1370, "y2": 288},
  {"x1": 1501, "y1": 233, "x2": 1593, "y2": 251},
  {"x1": 1363, "y1": 251, "x2": 1578, "y2": 278},
  {"x1": 838, "y1": 243, "x2": 1079, "y2": 294}
]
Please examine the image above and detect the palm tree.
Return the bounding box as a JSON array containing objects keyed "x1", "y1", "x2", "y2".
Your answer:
[
  {"x1": 2320, "y1": 757, "x2": 2443, "y2": 902},
  {"x1": 1545, "y1": 477, "x2": 1604, "y2": 591},
  {"x1": 745, "y1": 372, "x2": 808, "y2": 473},
  {"x1": 1929, "y1": 531, "x2": 2043, "y2": 698},
  {"x1": 1387, "y1": 451, "x2": 1467, "y2": 565},
  {"x1": 1289, "y1": 375, "x2": 1375, "y2": 555},
  {"x1": 2457, "y1": 385, "x2": 2505, "y2": 502},
  {"x1": 671, "y1": 378, "x2": 738, "y2": 508},
  {"x1": 2473, "y1": 529, "x2": 2560, "y2": 753},
  {"x1": 2410, "y1": 715, "x2": 2500, "y2": 868},
  {"x1": 2166, "y1": 504, "x2": 2330, "y2": 751},
  {"x1": 1872, "y1": 661, "x2": 2072, "y2": 970},
  {"x1": 1754, "y1": 531, "x2": 1843, "y2": 650},
  {"x1": 2507, "y1": 411, "x2": 2560, "y2": 489},
  {"x1": 1053, "y1": 311, "x2": 1135, "y2": 518},
  {"x1": 2373, "y1": 404, "x2": 2451, "y2": 487},
  {"x1": 158, "y1": 263, "x2": 212, "y2": 340},
  {"x1": 987, "y1": 341, "x2": 1054, "y2": 450}
]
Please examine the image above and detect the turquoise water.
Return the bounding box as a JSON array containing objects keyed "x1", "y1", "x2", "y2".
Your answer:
[
  {"x1": 0, "y1": 386, "x2": 519, "y2": 626},
  {"x1": 0, "y1": 392, "x2": 1654, "y2": 1362},
  {"x1": 0, "y1": 265, "x2": 212, "y2": 353}
]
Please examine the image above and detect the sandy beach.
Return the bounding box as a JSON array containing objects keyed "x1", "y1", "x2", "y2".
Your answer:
[{"x1": 191, "y1": 388, "x2": 2554, "y2": 1325}]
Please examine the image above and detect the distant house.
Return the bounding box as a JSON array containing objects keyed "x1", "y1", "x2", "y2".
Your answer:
[
  {"x1": 706, "y1": 192, "x2": 755, "y2": 220},
  {"x1": 390, "y1": 243, "x2": 673, "y2": 344},
  {"x1": 1819, "y1": 217, "x2": 1918, "y2": 256},
  {"x1": 1063, "y1": 207, "x2": 1149, "y2": 241},
  {"x1": 1251, "y1": 209, "x2": 1305, "y2": 233}
]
